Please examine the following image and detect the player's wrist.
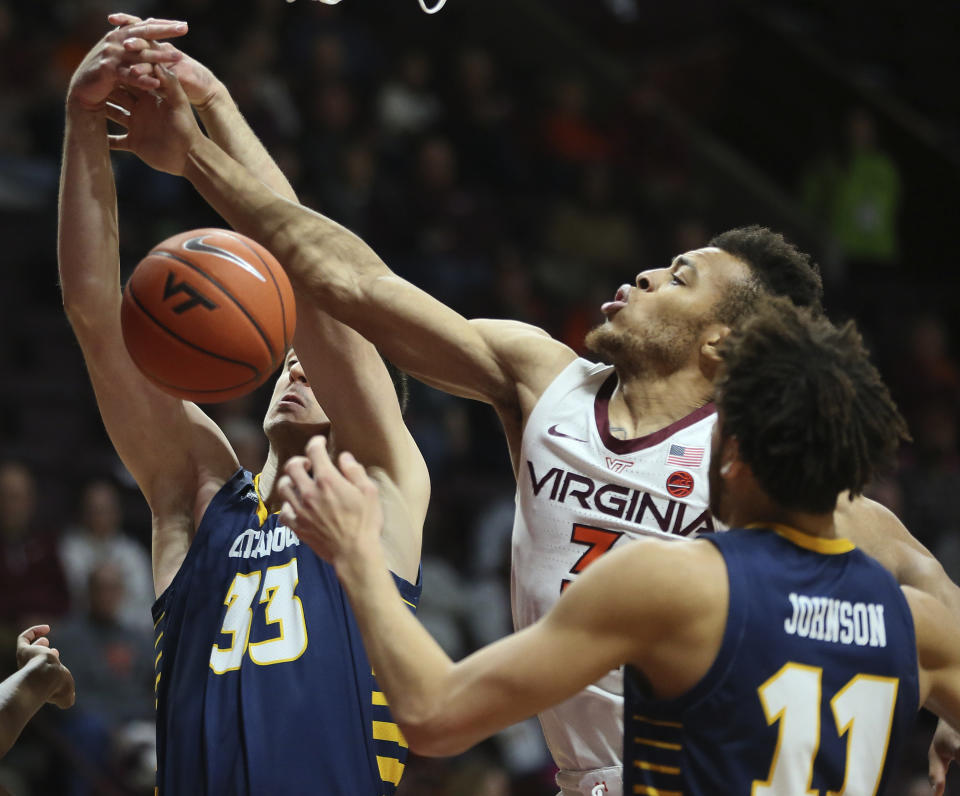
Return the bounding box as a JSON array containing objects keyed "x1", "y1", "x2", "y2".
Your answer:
[
  {"x1": 194, "y1": 79, "x2": 229, "y2": 114},
  {"x1": 333, "y1": 536, "x2": 386, "y2": 590},
  {"x1": 20, "y1": 654, "x2": 59, "y2": 697},
  {"x1": 65, "y1": 93, "x2": 107, "y2": 114},
  {"x1": 182, "y1": 132, "x2": 217, "y2": 180}
]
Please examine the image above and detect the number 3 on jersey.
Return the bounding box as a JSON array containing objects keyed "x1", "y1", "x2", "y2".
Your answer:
[
  {"x1": 209, "y1": 558, "x2": 308, "y2": 673},
  {"x1": 561, "y1": 523, "x2": 624, "y2": 592}
]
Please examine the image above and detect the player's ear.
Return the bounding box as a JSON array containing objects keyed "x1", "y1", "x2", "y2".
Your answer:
[
  {"x1": 718, "y1": 435, "x2": 743, "y2": 479},
  {"x1": 700, "y1": 323, "x2": 731, "y2": 376}
]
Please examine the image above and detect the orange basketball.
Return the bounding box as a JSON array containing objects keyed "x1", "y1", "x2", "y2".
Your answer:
[{"x1": 121, "y1": 228, "x2": 296, "y2": 403}]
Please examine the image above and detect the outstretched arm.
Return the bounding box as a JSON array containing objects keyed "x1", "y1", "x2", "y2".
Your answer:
[
  {"x1": 108, "y1": 34, "x2": 430, "y2": 561},
  {"x1": 59, "y1": 21, "x2": 238, "y2": 594},
  {"x1": 276, "y1": 437, "x2": 724, "y2": 756},
  {"x1": 838, "y1": 496, "x2": 960, "y2": 618},
  {"x1": 109, "y1": 65, "x2": 577, "y2": 472},
  {"x1": 277, "y1": 438, "x2": 627, "y2": 754}
]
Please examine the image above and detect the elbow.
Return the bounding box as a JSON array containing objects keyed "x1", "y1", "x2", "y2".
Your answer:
[
  {"x1": 402, "y1": 720, "x2": 472, "y2": 758},
  {"x1": 392, "y1": 698, "x2": 473, "y2": 758}
]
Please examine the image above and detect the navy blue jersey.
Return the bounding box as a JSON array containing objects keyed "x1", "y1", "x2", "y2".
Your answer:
[
  {"x1": 625, "y1": 525, "x2": 919, "y2": 796},
  {"x1": 153, "y1": 470, "x2": 420, "y2": 796}
]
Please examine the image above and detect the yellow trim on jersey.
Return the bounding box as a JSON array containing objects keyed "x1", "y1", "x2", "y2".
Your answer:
[
  {"x1": 632, "y1": 714, "x2": 683, "y2": 729},
  {"x1": 633, "y1": 737, "x2": 682, "y2": 751},
  {"x1": 377, "y1": 756, "x2": 405, "y2": 786},
  {"x1": 402, "y1": 597, "x2": 417, "y2": 610},
  {"x1": 154, "y1": 612, "x2": 165, "y2": 630},
  {"x1": 634, "y1": 760, "x2": 681, "y2": 775},
  {"x1": 154, "y1": 631, "x2": 164, "y2": 649},
  {"x1": 155, "y1": 651, "x2": 163, "y2": 668},
  {"x1": 633, "y1": 785, "x2": 682, "y2": 796},
  {"x1": 253, "y1": 473, "x2": 270, "y2": 526},
  {"x1": 373, "y1": 721, "x2": 408, "y2": 747},
  {"x1": 372, "y1": 690, "x2": 388, "y2": 706},
  {"x1": 746, "y1": 523, "x2": 855, "y2": 555},
  {"x1": 154, "y1": 672, "x2": 161, "y2": 691}
]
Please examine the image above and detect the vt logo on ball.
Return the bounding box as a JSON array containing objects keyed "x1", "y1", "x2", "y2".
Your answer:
[{"x1": 163, "y1": 272, "x2": 218, "y2": 314}]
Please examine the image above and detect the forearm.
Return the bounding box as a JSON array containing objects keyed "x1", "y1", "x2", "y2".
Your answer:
[
  {"x1": 335, "y1": 539, "x2": 573, "y2": 756},
  {"x1": 180, "y1": 134, "x2": 525, "y2": 408},
  {"x1": 58, "y1": 104, "x2": 121, "y2": 328},
  {"x1": 196, "y1": 85, "x2": 297, "y2": 202},
  {"x1": 334, "y1": 543, "x2": 464, "y2": 752},
  {"x1": 0, "y1": 658, "x2": 55, "y2": 758},
  {"x1": 183, "y1": 136, "x2": 384, "y2": 302}
]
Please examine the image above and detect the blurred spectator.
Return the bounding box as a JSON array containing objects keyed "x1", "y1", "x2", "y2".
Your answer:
[
  {"x1": 540, "y1": 74, "x2": 613, "y2": 190},
  {"x1": 802, "y1": 107, "x2": 902, "y2": 266},
  {"x1": 898, "y1": 401, "x2": 960, "y2": 566},
  {"x1": 59, "y1": 479, "x2": 155, "y2": 634},
  {"x1": 52, "y1": 561, "x2": 156, "y2": 796},
  {"x1": 302, "y1": 80, "x2": 363, "y2": 193},
  {"x1": 611, "y1": 80, "x2": 692, "y2": 210},
  {"x1": 378, "y1": 50, "x2": 442, "y2": 137},
  {"x1": 320, "y1": 141, "x2": 395, "y2": 240},
  {"x1": 539, "y1": 163, "x2": 639, "y2": 301},
  {"x1": 0, "y1": 462, "x2": 69, "y2": 669},
  {"x1": 892, "y1": 313, "x2": 960, "y2": 429},
  {"x1": 446, "y1": 48, "x2": 521, "y2": 189},
  {"x1": 400, "y1": 136, "x2": 499, "y2": 306},
  {"x1": 220, "y1": 30, "x2": 302, "y2": 150}
]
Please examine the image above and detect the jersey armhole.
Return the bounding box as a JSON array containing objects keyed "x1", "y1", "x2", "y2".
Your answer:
[{"x1": 653, "y1": 538, "x2": 747, "y2": 713}]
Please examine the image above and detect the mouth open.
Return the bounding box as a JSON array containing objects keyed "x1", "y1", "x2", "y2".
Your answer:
[{"x1": 601, "y1": 284, "x2": 630, "y2": 317}]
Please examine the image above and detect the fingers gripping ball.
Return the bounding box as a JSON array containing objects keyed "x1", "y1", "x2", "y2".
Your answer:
[{"x1": 121, "y1": 228, "x2": 296, "y2": 402}]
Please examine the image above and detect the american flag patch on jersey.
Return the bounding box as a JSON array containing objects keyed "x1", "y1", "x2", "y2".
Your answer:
[{"x1": 666, "y1": 444, "x2": 704, "y2": 467}]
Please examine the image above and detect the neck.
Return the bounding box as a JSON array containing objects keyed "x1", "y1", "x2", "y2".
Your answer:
[
  {"x1": 729, "y1": 499, "x2": 838, "y2": 539},
  {"x1": 256, "y1": 445, "x2": 293, "y2": 514},
  {"x1": 608, "y1": 366, "x2": 712, "y2": 439}
]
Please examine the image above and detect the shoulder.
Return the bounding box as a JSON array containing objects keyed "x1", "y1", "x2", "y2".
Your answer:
[
  {"x1": 561, "y1": 538, "x2": 726, "y2": 631},
  {"x1": 838, "y1": 494, "x2": 943, "y2": 589}
]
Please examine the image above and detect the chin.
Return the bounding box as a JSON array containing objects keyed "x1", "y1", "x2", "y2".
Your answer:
[{"x1": 584, "y1": 324, "x2": 623, "y2": 365}]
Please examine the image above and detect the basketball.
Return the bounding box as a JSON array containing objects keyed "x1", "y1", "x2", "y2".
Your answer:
[{"x1": 120, "y1": 228, "x2": 296, "y2": 403}]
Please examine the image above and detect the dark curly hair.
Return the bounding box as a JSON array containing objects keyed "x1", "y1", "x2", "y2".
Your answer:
[
  {"x1": 709, "y1": 226, "x2": 824, "y2": 326},
  {"x1": 716, "y1": 297, "x2": 909, "y2": 514}
]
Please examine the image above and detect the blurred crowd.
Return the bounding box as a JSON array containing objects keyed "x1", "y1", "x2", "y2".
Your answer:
[{"x1": 0, "y1": 0, "x2": 958, "y2": 793}]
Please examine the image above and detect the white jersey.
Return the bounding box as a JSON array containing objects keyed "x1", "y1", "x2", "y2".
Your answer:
[{"x1": 512, "y1": 357, "x2": 719, "y2": 777}]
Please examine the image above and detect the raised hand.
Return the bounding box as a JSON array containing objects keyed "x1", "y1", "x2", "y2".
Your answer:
[
  {"x1": 106, "y1": 65, "x2": 205, "y2": 176},
  {"x1": 277, "y1": 436, "x2": 384, "y2": 567},
  {"x1": 68, "y1": 15, "x2": 187, "y2": 110},
  {"x1": 108, "y1": 13, "x2": 221, "y2": 109},
  {"x1": 15, "y1": 625, "x2": 75, "y2": 710},
  {"x1": 929, "y1": 718, "x2": 960, "y2": 796}
]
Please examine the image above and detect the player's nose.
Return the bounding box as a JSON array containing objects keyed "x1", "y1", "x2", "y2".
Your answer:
[
  {"x1": 635, "y1": 268, "x2": 666, "y2": 292},
  {"x1": 288, "y1": 359, "x2": 308, "y2": 384}
]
